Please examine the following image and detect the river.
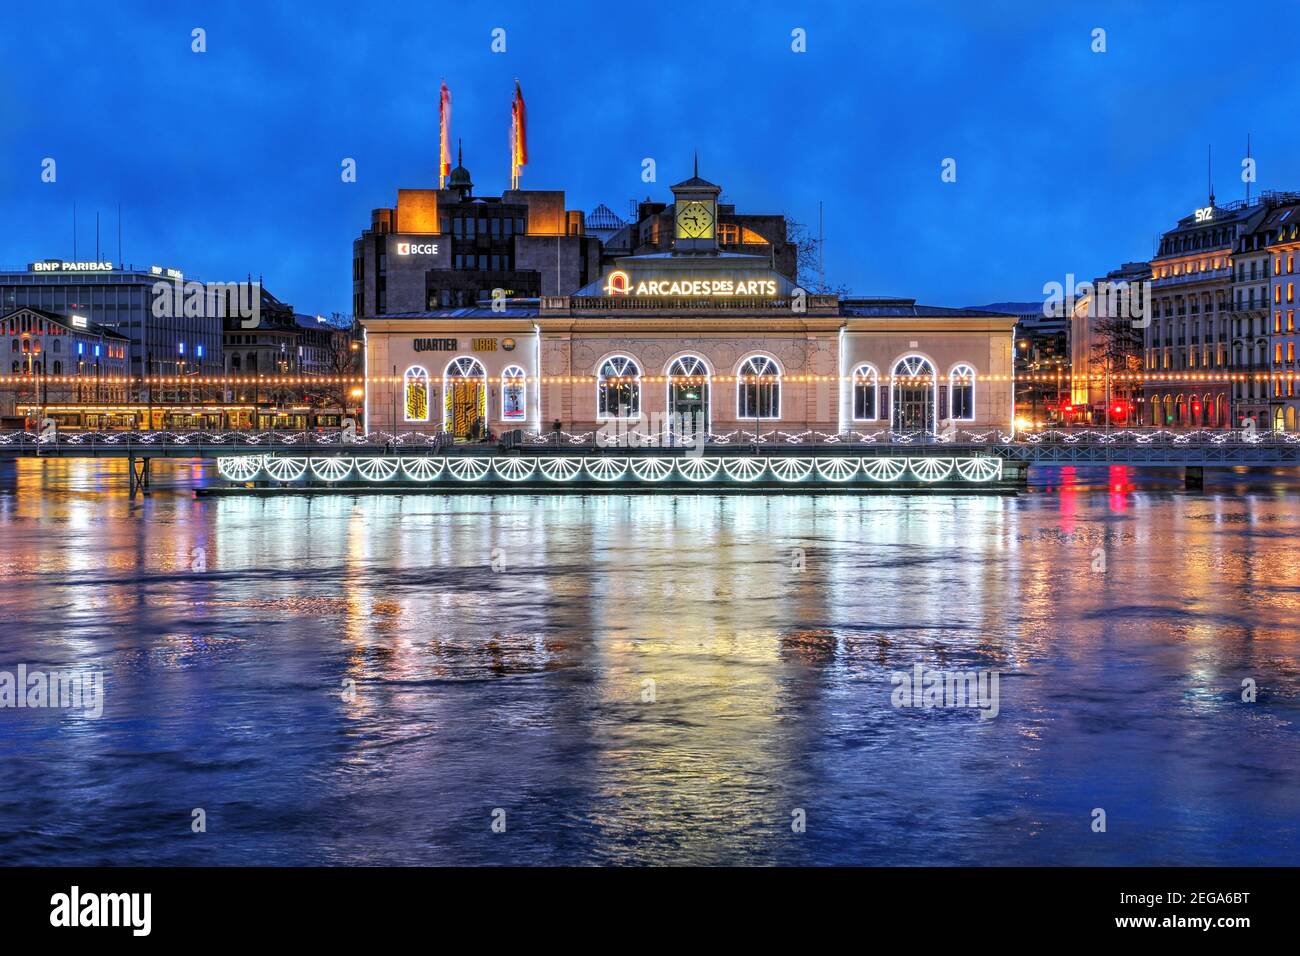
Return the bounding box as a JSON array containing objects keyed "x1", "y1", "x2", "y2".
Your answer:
[{"x1": 0, "y1": 458, "x2": 1297, "y2": 865}]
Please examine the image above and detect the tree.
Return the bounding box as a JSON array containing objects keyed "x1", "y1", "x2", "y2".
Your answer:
[{"x1": 784, "y1": 217, "x2": 850, "y2": 295}]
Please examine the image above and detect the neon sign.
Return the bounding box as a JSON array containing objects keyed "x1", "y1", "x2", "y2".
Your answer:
[
  {"x1": 1194, "y1": 206, "x2": 1214, "y2": 222},
  {"x1": 603, "y1": 272, "x2": 777, "y2": 297}
]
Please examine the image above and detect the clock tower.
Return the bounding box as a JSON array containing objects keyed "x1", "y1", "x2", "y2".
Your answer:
[{"x1": 671, "y1": 156, "x2": 721, "y2": 255}]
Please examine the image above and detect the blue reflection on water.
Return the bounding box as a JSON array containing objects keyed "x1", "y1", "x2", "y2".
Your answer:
[{"x1": 0, "y1": 458, "x2": 1297, "y2": 865}]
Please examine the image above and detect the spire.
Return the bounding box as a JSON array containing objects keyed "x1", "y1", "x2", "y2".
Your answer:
[
  {"x1": 458, "y1": 139, "x2": 463, "y2": 167},
  {"x1": 694, "y1": 151, "x2": 698, "y2": 178}
]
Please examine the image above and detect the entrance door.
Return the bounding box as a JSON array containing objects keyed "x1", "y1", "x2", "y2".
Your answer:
[
  {"x1": 891, "y1": 356, "x2": 935, "y2": 433},
  {"x1": 443, "y1": 356, "x2": 488, "y2": 439},
  {"x1": 667, "y1": 355, "x2": 710, "y2": 436},
  {"x1": 449, "y1": 379, "x2": 483, "y2": 438}
]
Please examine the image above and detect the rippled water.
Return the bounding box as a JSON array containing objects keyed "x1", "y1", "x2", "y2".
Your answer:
[{"x1": 0, "y1": 458, "x2": 1298, "y2": 865}]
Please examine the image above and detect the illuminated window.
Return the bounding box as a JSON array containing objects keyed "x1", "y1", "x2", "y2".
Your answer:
[
  {"x1": 852, "y1": 364, "x2": 879, "y2": 420},
  {"x1": 1289, "y1": 282, "x2": 1295, "y2": 303},
  {"x1": 1276, "y1": 344, "x2": 1284, "y2": 364},
  {"x1": 1276, "y1": 285, "x2": 1282, "y2": 304},
  {"x1": 1277, "y1": 312, "x2": 1283, "y2": 333},
  {"x1": 737, "y1": 355, "x2": 781, "y2": 420},
  {"x1": 597, "y1": 355, "x2": 641, "y2": 419},
  {"x1": 501, "y1": 364, "x2": 527, "y2": 421},
  {"x1": 717, "y1": 223, "x2": 739, "y2": 245},
  {"x1": 443, "y1": 356, "x2": 487, "y2": 436},
  {"x1": 949, "y1": 363, "x2": 976, "y2": 420},
  {"x1": 403, "y1": 365, "x2": 430, "y2": 422},
  {"x1": 667, "y1": 354, "x2": 711, "y2": 432}
]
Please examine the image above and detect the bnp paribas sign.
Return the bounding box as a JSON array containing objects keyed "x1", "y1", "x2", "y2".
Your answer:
[{"x1": 29, "y1": 260, "x2": 115, "y2": 273}]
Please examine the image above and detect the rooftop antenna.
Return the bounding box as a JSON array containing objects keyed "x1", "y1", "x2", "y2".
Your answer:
[
  {"x1": 818, "y1": 200, "x2": 825, "y2": 292},
  {"x1": 1245, "y1": 134, "x2": 1252, "y2": 205},
  {"x1": 694, "y1": 151, "x2": 699, "y2": 178},
  {"x1": 1207, "y1": 144, "x2": 1215, "y2": 207},
  {"x1": 95, "y1": 211, "x2": 100, "y2": 261},
  {"x1": 72, "y1": 201, "x2": 77, "y2": 260},
  {"x1": 117, "y1": 203, "x2": 122, "y2": 265}
]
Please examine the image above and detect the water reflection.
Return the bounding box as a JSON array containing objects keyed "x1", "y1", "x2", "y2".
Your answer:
[{"x1": 0, "y1": 458, "x2": 1298, "y2": 864}]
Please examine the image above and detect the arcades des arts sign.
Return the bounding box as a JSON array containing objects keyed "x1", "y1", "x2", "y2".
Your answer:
[{"x1": 602, "y1": 269, "x2": 779, "y2": 298}]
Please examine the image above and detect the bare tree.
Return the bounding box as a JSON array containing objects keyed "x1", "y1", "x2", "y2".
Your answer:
[{"x1": 785, "y1": 217, "x2": 849, "y2": 295}]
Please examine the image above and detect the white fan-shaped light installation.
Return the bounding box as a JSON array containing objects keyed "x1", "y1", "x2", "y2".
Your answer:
[
  {"x1": 722, "y1": 457, "x2": 767, "y2": 482},
  {"x1": 356, "y1": 457, "x2": 400, "y2": 482},
  {"x1": 401, "y1": 457, "x2": 445, "y2": 481},
  {"x1": 861, "y1": 458, "x2": 907, "y2": 482},
  {"x1": 218, "y1": 456, "x2": 263, "y2": 481},
  {"x1": 676, "y1": 457, "x2": 721, "y2": 482},
  {"x1": 447, "y1": 457, "x2": 490, "y2": 481},
  {"x1": 630, "y1": 458, "x2": 675, "y2": 482},
  {"x1": 310, "y1": 457, "x2": 353, "y2": 481},
  {"x1": 956, "y1": 457, "x2": 1002, "y2": 482},
  {"x1": 584, "y1": 458, "x2": 629, "y2": 481},
  {"x1": 815, "y1": 458, "x2": 859, "y2": 482},
  {"x1": 493, "y1": 457, "x2": 537, "y2": 481},
  {"x1": 909, "y1": 457, "x2": 955, "y2": 482},
  {"x1": 263, "y1": 456, "x2": 306, "y2": 482},
  {"x1": 768, "y1": 457, "x2": 814, "y2": 482},
  {"x1": 539, "y1": 457, "x2": 583, "y2": 481}
]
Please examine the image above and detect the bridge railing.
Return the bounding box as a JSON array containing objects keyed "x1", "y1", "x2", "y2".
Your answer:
[{"x1": 2, "y1": 427, "x2": 1299, "y2": 450}]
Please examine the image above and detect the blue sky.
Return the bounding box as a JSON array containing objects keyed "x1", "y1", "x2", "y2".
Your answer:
[{"x1": 3, "y1": 0, "x2": 1298, "y2": 314}]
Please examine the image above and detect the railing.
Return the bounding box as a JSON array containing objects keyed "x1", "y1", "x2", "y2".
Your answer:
[{"x1": 3, "y1": 427, "x2": 1300, "y2": 451}]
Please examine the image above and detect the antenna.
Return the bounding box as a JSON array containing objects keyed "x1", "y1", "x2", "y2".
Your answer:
[
  {"x1": 73, "y1": 201, "x2": 77, "y2": 260},
  {"x1": 96, "y1": 211, "x2": 100, "y2": 261},
  {"x1": 1207, "y1": 144, "x2": 1215, "y2": 206},
  {"x1": 818, "y1": 200, "x2": 825, "y2": 292},
  {"x1": 1245, "y1": 134, "x2": 1252, "y2": 205},
  {"x1": 117, "y1": 203, "x2": 122, "y2": 264}
]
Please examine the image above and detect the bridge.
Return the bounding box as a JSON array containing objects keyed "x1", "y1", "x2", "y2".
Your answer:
[{"x1": 3, "y1": 428, "x2": 1298, "y2": 495}]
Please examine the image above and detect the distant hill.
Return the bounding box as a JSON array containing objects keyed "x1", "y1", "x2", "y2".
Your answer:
[{"x1": 964, "y1": 301, "x2": 1043, "y2": 315}]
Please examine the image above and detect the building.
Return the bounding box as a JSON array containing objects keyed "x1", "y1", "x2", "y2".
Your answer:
[
  {"x1": 352, "y1": 145, "x2": 603, "y2": 316},
  {"x1": 361, "y1": 169, "x2": 1017, "y2": 438},
  {"x1": 1067, "y1": 261, "x2": 1150, "y2": 425},
  {"x1": 1259, "y1": 202, "x2": 1300, "y2": 430},
  {"x1": 1, "y1": 307, "x2": 130, "y2": 424},
  {"x1": 0, "y1": 260, "x2": 225, "y2": 382},
  {"x1": 599, "y1": 164, "x2": 797, "y2": 281}
]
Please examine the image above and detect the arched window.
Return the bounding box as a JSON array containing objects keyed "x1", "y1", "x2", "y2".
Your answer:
[
  {"x1": 403, "y1": 365, "x2": 430, "y2": 422},
  {"x1": 443, "y1": 356, "x2": 487, "y2": 437},
  {"x1": 52, "y1": 340, "x2": 62, "y2": 353},
  {"x1": 736, "y1": 354, "x2": 780, "y2": 420},
  {"x1": 597, "y1": 355, "x2": 641, "y2": 419},
  {"x1": 667, "y1": 354, "x2": 710, "y2": 432},
  {"x1": 949, "y1": 364, "x2": 975, "y2": 420},
  {"x1": 52, "y1": 360, "x2": 62, "y2": 375},
  {"x1": 230, "y1": 354, "x2": 241, "y2": 371},
  {"x1": 501, "y1": 364, "x2": 527, "y2": 422},
  {"x1": 9, "y1": 361, "x2": 17, "y2": 373},
  {"x1": 852, "y1": 364, "x2": 879, "y2": 420},
  {"x1": 891, "y1": 355, "x2": 936, "y2": 432}
]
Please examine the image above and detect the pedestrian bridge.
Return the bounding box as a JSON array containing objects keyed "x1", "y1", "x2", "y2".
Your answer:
[{"x1": 3, "y1": 427, "x2": 1298, "y2": 495}]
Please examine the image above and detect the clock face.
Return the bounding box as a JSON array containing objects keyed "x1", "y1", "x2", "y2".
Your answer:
[{"x1": 676, "y1": 200, "x2": 715, "y2": 240}]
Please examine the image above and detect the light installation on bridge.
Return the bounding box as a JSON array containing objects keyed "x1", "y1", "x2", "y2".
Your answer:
[{"x1": 215, "y1": 454, "x2": 1005, "y2": 486}]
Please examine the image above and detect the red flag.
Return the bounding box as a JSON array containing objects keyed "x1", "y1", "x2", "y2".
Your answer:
[
  {"x1": 511, "y1": 80, "x2": 527, "y2": 175},
  {"x1": 439, "y1": 81, "x2": 452, "y2": 186}
]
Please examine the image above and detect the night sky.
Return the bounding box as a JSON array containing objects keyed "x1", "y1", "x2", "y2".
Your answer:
[{"x1": 3, "y1": 0, "x2": 1297, "y2": 315}]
